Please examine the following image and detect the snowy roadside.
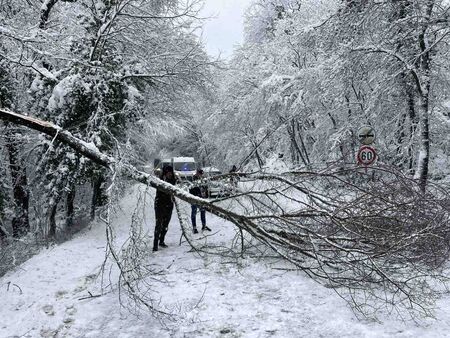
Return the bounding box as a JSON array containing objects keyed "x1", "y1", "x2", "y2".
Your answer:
[{"x1": 1, "y1": 184, "x2": 450, "y2": 338}]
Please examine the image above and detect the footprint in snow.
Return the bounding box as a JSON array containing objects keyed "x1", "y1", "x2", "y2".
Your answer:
[
  {"x1": 42, "y1": 304, "x2": 55, "y2": 316},
  {"x1": 65, "y1": 305, "x2": 77, "y2": 316},
  {"x1": 55, "y1": 290, "x2": 68, "y2": 299},
  {"x1": 40, "y1": 327, "x2": 60, "y2": 338},
  {"x1": 73, "y1": 274, "x2": 97, "y2": 293}
]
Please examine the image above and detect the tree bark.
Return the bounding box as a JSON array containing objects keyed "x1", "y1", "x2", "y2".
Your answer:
[
  {"x1": 287, "y1": 120, "x2": 307, "y2": 166},
  {"x1": 296, "y1": 121, "x2": 311, "y2": 166},
  {"x1": 406, "y1": 81, "x2": 417, "y2": 173},
  {"x1": 326, "y1": 110, "x2": 345, "y2": 162},
  {"x1": 66, "y1": 184, "x2": 76, "y2": 228},
  {"x1": 39, "y1": 0, "x2": 59, "y2": 29},
  {"x1": 396, "y1": 110, "x2": 407, "y2": 167},
  {"x1": 48, "y1": 201, "x2": 59, "y2": 238},
  {"x1": 90, "y1": 174, "x2": 106, "y2": 220},
  {"x1": 0, "y1": 221, "x2": 7, "y2": 239},
  {"x1": 417, "y1": 95, "x2": 430, "y2": 192},
  {"x1": 47, "y1": 173, "x2": 67, "y2": 238},
  {"x1": 5, "y1": 127, "x2": 30, "y2": 238},
  {"x1": 415, "y1": 1, "x2": 434, "y2": 192},
  {"x1": 253, "y1": 143, "x2": 264, "y2": 169},
  {"x1": 392, "y1": 0, "x2": 418, "y2": 174}
]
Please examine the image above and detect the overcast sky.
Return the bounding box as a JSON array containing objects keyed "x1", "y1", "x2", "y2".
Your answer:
[{"x1": 199, "y1": 0, "x2": 254, "y2": 59}]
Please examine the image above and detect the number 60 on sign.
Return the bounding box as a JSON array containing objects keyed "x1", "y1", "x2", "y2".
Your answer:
[{"x1": 357, "y1": 146, "x2": 377, "y2": 166}]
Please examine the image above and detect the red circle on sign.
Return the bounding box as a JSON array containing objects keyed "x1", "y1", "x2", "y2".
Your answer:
[{"x1": 357, "y1": 146, "x2": 377, "y2": 165}]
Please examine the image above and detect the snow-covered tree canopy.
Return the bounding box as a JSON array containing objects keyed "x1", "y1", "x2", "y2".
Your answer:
[
  {"x1": 0, "y1": 0, "x2": 212, "y2": 237},
  {"x1": 202, "y1": 0, "x2": 450, "y2": 183}
]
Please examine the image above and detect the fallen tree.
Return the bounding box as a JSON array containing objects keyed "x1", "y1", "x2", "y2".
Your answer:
[{"x1": 1, "y1": 108, "x2": 450, "y2": 320}]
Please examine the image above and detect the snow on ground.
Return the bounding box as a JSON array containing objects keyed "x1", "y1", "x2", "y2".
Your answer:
[{"x1": 2, "y1": 184, "x2": 450, "y2": 338}]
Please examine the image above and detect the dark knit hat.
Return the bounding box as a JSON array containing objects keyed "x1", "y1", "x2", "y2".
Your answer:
[{"x1": 163, "y1": 165, "x2": 174, "y2": 174}]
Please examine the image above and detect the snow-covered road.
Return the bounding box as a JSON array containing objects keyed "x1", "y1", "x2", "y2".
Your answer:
[{"x1": 2, "y1": 185, "x2": 450, "y2": 338}]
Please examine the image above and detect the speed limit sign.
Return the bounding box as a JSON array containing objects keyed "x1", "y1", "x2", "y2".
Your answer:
[{"x1": 357, "y1": 146, "x2": 377, "y2": 166}]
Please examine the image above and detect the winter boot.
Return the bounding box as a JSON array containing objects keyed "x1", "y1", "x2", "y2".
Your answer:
[
  {"x1": 159, "y1": 231, "x2": 167, "y2": 247},
  {"x1": 153, "y1": 237, "x2": 159, "y2": 252},
  {"x1": 202, "y1": 225, "x2": 211, "y2": 231},
  {"x1": 193, "y1": 227, "x2": 199, "y2": 234}
]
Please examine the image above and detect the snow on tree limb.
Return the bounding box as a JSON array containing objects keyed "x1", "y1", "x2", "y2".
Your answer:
[
  {"x1": 0, "y1": 108, "x2": 246, "y2": 227},
  {"x1": 0, "y1": 109, "x2": 111, "y2": 167}
]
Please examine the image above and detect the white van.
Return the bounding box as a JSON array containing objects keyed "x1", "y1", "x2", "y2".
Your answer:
[
  {"x1": 154, "y1": 157, "x2": 197, "y2": 182},
  {"x1": 171, "y1": 157, "x2": 197, "y2": 181}
]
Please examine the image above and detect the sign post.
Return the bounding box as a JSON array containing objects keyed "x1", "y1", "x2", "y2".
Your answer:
[{"x1": 356, "y1": 126, "x2": 377, "y2": 171}]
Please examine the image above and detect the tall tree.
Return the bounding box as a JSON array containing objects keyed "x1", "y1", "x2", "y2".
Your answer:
[{"x1": 0, "y1": 62, "x2": 30, "y2": 237}]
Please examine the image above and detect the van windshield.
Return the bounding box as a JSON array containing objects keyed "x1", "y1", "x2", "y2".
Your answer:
[
  {"x1": 173, "y1": 162, "x2": 196, "y2": 171},
  {"x1": 157, "y1": 162, "x2": 171, "y2": 170}
]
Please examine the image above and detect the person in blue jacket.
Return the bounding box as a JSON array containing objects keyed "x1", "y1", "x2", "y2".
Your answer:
[{"x1": 189, "y1": 169, "x2": 211, "y2": 233}]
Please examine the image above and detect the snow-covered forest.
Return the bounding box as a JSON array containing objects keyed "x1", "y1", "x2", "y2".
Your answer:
[{"x1": 2, "y1": 0, "x2": 450, "y2": 337}]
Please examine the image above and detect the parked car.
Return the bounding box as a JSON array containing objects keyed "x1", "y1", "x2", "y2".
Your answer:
[{"x1": 202, "y1": 166, "x2": 233, "y2": 197}]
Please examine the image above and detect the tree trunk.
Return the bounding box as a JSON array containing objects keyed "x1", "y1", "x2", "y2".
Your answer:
[
  {"x1": 5, "y1": 127, "x2": 30, "y2": 238},
  {"x1": 417, "y1": 95, "x2": 430, "y2": 192},
  {"x1": 392, "y1": 0, "x2": 417, "y2": 174},
  {"x1": 406, "y1": 82, "x2": 418, "y2": 174},
  {"x1": 48, "y1": 201, "x2": 59, "y2": 238},
  {"x1": 90, "y1": 174, "x2": 106, "y2": 220},
  {"x1": 0, "y1": 183, "x2": 7, "y2": 238},
  {"x1": 287, "y1": 120, "x2": 307, "y2": 166},
  {"x1": 296, "y1": 121, "x2": 311, "y2": 166},
  {"x1": 345, "y1": 94, "x2": 357, "y2": 162},
  {"x1": 39, "y1": 0, "x2": 59, "y2": 29},
  {"x1": 0, "y1": 220, "x2": 7, "y2": 239},
  {"x1": 47, "y1": 169, "x2": 69, "y2": 238},
  {"x1": 395, "y1": 77, "x2": 417, "y2": 173},
  {"x1": 66, "y1": 184, "x2": 76, "y2": 228},
  {"x1": 253, "y1": 144, "x2": 264, "y2": 169},
  {"x1": 47, "y1": 181, "x2": 65, "y2": 238},
  {"x1": 326, "y1": 111, "x2": 345, "y2": 162},
  {"x1": 396, "y1": 110, "x2": 407, "y2": 168},
  {"x1": 415, "y1": 1, "x2": 434, "y2": 192}
]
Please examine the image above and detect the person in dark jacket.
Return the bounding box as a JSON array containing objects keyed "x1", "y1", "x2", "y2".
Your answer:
[
  {"x1": 189, "y1": 169, "x2": 211, "y2": 234},
  {"x1": 229, "y1": 164, "x2": 239, "y2": 188},
  {"x1": 153, "y1": 165, "x2": 176, "y2": 252}
]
